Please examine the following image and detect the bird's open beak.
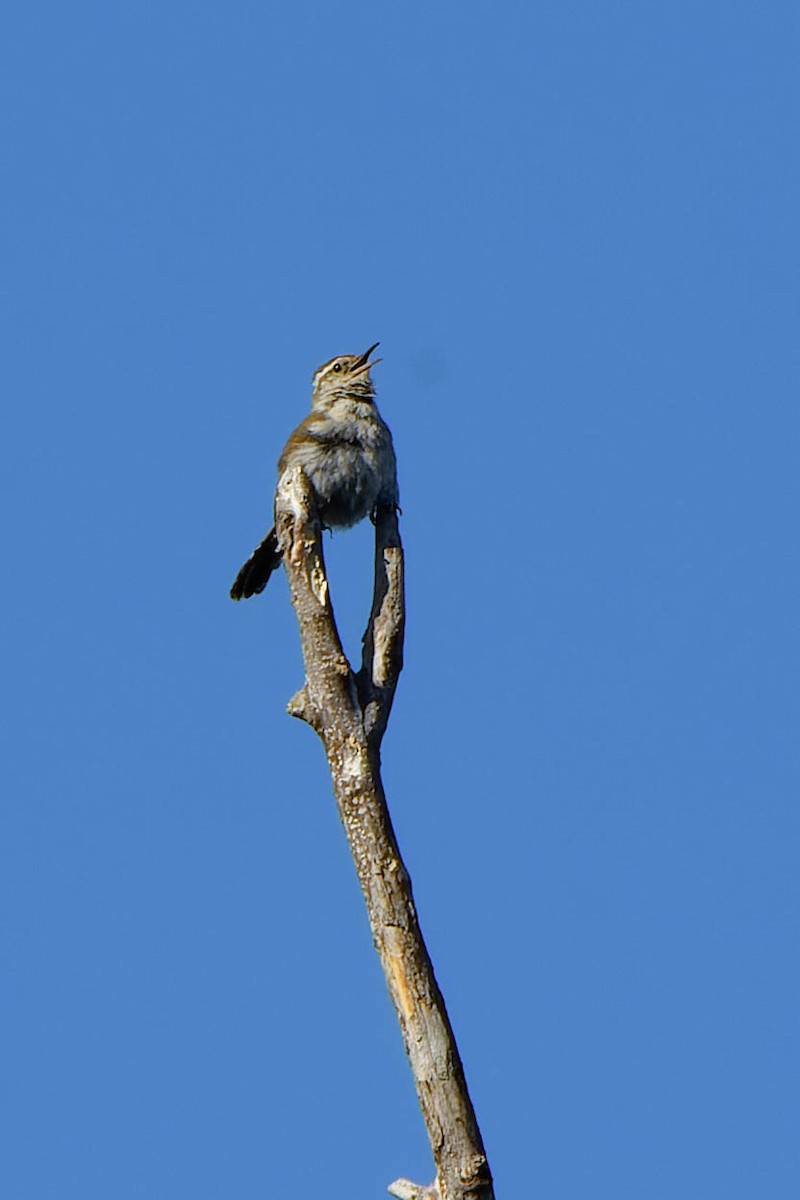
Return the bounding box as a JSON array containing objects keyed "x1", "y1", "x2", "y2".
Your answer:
[{"x1": 352, "y1": 341, "x2": 382, "y2": 375}]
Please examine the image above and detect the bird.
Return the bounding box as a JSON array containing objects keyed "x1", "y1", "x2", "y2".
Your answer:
[{"x1": 230, "y1": 343, "x2": 398, "y2": 601}]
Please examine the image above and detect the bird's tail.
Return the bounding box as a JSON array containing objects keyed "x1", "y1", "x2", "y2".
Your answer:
[{"x1": 230, "y1": 527, "x2": 282, "y2": 600}]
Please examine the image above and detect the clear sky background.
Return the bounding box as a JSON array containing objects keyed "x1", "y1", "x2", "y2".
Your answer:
[{"x1": 2, "y1": 3, "x2": 798, "y2": 1198}]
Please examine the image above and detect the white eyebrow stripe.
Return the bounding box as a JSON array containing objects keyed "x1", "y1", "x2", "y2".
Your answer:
[{"x1": 312, "y1": 356, "x2": 356, "y2": 387}]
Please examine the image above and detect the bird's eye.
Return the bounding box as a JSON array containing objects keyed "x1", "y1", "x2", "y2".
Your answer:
[{"x1": 333, "y1": 363, "x2": 342, "y2": 372}]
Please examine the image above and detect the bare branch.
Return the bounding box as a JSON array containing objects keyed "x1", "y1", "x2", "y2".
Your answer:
[
  {"x1": 357, "y1": 502, "x2": 405, "y2": 742},
  {"x1": 276, "y1": 467, "x2": 494, "y2": 1200}
]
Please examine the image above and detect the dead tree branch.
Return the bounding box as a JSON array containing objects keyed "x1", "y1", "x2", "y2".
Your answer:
[{"x1": 276, "y1": 467, "x2": 494, "y2": 1200}]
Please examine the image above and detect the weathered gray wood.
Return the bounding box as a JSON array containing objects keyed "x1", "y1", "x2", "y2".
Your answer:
[{"x1": 277, "y1": 468, "x2": 494, "y2": 1200}]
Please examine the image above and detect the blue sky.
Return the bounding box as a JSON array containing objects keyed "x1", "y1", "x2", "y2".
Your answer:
[{"x1": 2, "y1": 2, "x2": 798, "y2": 1197}]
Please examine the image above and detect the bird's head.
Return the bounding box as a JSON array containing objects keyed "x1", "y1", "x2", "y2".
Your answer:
[{"x1": 310, "y1": 343, "x2": 382, "y2": 407}]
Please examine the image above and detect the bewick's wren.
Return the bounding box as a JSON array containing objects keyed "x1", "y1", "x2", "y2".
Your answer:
[{"x1": 230, "y1": 343, "x2": 398, "y2": 600}]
